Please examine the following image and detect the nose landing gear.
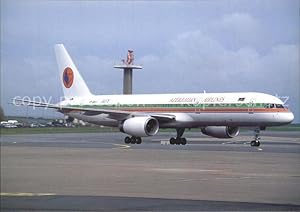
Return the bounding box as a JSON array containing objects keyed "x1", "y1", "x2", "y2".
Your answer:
[{"x1": 250, "y1": 128, "x2": 261, "y2": 147}]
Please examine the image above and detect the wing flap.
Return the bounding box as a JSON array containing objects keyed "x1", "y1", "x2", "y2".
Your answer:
[{"x1": 12, "y1": 98, "x2": 130, "y2": 120}]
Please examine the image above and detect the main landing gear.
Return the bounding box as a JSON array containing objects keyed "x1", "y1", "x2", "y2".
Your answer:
[
  {"x1": 169, "y1": 128, "x2": 187, "y2": 145},
  {"x1": 124, "y1": 136, "x2": 142, "y2": 144},
  {"x1": 250, "y1": 128, "x2": 261, "y2": 147}
]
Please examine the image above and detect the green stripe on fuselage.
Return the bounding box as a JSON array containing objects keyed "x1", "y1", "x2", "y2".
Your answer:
[{"x1": 67, "y1": 103, "x2": 265, "y2": 110}]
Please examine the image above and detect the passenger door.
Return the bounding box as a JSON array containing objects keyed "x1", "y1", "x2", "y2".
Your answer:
[{"x1": 248, "y1": 98, "x2": 255, "y2": 114}]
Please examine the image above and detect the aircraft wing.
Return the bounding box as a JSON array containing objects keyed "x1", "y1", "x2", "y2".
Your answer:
[{"x1": 12, "y1": 98, "x2": 176, "y2": 122}]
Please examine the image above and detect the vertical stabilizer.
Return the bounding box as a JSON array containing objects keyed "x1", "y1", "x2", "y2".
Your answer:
[{"x1": 54, "y1": 44, "x2": 92, "y2": 98}]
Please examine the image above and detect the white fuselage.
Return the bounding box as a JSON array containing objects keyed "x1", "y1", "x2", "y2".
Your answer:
[{"x1": 59, "y1": 92, "x2": 294, "y2": 128}]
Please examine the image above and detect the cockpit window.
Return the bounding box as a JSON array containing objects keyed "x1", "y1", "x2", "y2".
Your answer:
[
  {"x1": 264, "y1": 103, "x2": 275, "y2": 108},
  {"x1": 276, "y1": 104, "x2": 284, "y2": 108},
  {"x1": 265, "y1": 103, "x2": 285, "y2": 108},
  {"x1": 238, "y1": 98, "x2": 245, "y2": 101}
]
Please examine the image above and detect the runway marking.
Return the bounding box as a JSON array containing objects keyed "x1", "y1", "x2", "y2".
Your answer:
[
  {"x1": 258, "y1": 148, "x2": 263, "y2": 151},
  {"x1": 160, "y1": 140, "x2": 170, "y2": 145},
  {"x1": 112, "y1": 144, "x2": 131, "y2": 149},
  {"x1": 150, "y1": 168, "x2": 220, "y2": 173},
  {"x1": 1, "y1": 192, "x2": 56, "y2": 197},
  {"x1": 215, "y1": 176, "x2": 255, "y2": 180},
  {"x1": 222, "y1": 141, "x2": 239, "y2": 145}
]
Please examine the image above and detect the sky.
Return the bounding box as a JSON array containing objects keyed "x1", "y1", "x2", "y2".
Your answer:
[{"x1": 1, "y1": 0, "x2": 299, "y2": 122}]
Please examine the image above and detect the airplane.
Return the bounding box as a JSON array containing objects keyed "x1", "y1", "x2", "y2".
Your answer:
[{"x1": 14, "y1": 44, "x2": 294, "y2": 147}]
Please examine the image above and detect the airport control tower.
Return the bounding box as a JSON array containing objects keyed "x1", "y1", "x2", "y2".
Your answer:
[{"x1": 114, "y1": 50, "x2": 142, "y2": 94}]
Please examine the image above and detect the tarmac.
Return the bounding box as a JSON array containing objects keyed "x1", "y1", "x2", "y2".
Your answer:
[{"x1": 1, "y1": 131, "x2": 300, "y2": 211}]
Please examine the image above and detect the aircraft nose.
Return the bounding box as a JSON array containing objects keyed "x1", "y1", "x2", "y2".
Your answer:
[{"x1": 285, "y1": 112, "x2": 294, "y2": 124}]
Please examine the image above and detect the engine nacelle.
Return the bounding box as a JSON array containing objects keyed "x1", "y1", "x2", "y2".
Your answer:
[
  {"x1": 201, "y1": 126, "x2": 239, "y2": 138},
  {"x1": 120, "y1": 117, "x2": 159, "y2": 137}
]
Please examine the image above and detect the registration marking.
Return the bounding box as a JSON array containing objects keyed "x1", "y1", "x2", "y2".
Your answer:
[{"x1": 1, "y1": 192, "x2": 56, "y2": 197}]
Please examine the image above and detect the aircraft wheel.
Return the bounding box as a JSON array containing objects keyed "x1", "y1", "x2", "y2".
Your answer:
[
  {"x1": 130, "y1": 137, "x2": 137, "y2": 144},
  {"x1": 175, "y1": 138, "x2": 181, "y2": 145},
  {"x1": 255, "y1": 140, "x2": 260, "y2": 147},
  {"x1": 124, "y1": 136, "x2": 131, "y2": 144},
  {"x1": 251, "y1": 140, "x2": 260, "y2": 147},
  {"x1": 136, "y1": 137, "x2": 142, "y2": 144},
  {"x1": 181, "y1": 138, "x2": 187, "y2": 145},
  {"x1": 170, "y1": 137, "x2": 176, "y2": 145}
]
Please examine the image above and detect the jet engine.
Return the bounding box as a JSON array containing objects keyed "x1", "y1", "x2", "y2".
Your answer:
[
  {"x1": 120, "y1": 116, "x2": 159, "y2": 137},
  {"x1": 201, "y1": 126, "x2": 239, "y2": 138}
]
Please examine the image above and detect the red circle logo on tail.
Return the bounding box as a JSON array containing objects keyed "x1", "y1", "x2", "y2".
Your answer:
[{"x1": 63, "y1": 67, "x2": 74, "y2": 88}]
